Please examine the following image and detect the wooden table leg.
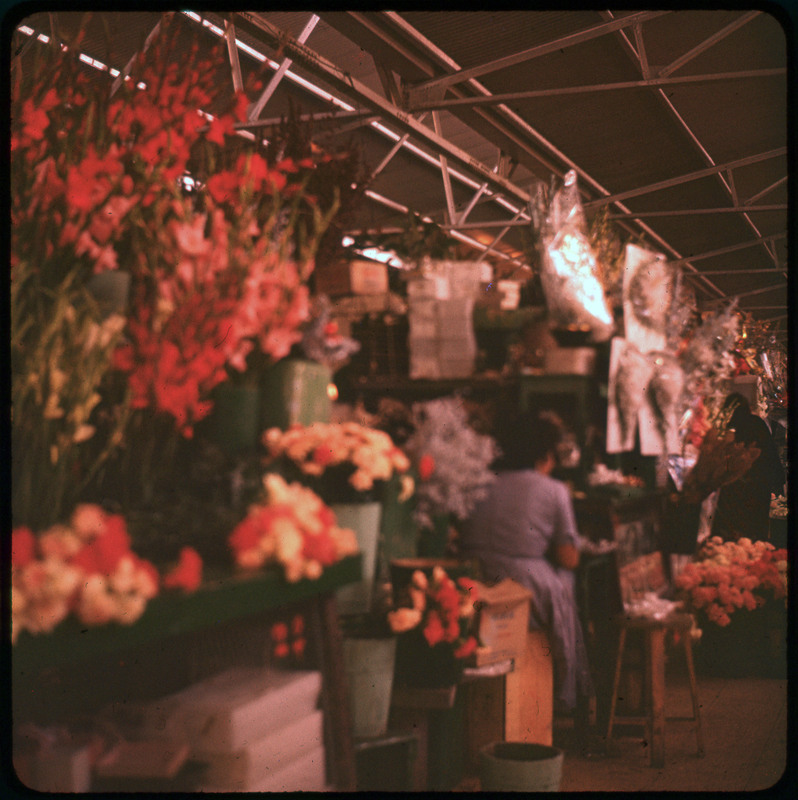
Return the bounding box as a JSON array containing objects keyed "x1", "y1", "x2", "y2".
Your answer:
[
  {"x1": 315, "y1": 593, "x2": 357, "y2": 791},
  {"x1": 647, "y1": 628, "x2": 666, "y2": 768}
]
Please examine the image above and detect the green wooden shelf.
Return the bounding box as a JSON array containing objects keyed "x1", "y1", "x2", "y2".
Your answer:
[{"x1": 13, "y1": 555, "x2": 362, "y2": 672}]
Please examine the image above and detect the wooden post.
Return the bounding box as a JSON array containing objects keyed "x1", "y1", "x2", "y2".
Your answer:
[{"x1": 315, "y1": 593, "x2": 357, "y2": 790}]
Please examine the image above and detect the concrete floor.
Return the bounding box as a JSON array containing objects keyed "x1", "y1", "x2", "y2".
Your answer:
[{"x1": 455, "y1": 669, "x2": 789, "y2": 792}]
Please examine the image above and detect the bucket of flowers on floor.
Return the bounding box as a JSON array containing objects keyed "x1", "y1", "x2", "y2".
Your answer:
[{"x1": 675, "y1": 536, "x2": 787, "y2": 678}]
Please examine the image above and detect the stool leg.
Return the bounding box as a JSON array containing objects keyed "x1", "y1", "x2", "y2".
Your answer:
[
  {"x1": 646, "y1": 628, "x2": 666, "y2": 768},
  {"x1": 683, "y1": 637, "x2": 705, "y2": 757},
  {"x1": 606, "y1": 627, "x2": 627, "y2": 741}
]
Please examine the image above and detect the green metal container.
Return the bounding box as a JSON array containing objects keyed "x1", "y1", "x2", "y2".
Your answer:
[
  {"x1": 260, "y1": 358, "x2": 332, "y2": 430},
  {"x1": 479, "y1": 741, "x2": 564, "y2": 792}
]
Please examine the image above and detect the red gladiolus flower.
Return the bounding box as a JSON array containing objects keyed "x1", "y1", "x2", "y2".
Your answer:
[
  {"x1": 162, "y1": 547, "x2": 203, "y2": 593},
  {"x1": 11, "y1": 527, "x2": 36, "y2": 569},
  {"x1": 291, "y1": 614, "x2": 305, "y2": 636}
]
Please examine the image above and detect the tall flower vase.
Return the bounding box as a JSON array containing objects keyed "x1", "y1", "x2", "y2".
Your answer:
[
  {"x1": 334, "y1": 501, "x2": 383, "y2": 615},
  {"x1": 342, "y1": 635, "x2": 397, "y2": 738},
  {"x1": 205, "y1": 381, "x2": 261, "y2": 456}
]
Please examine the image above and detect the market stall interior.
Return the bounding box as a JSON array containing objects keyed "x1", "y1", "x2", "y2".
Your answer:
[{"x1": 9, "y1": 9, "x2": 790, "y2": 794}]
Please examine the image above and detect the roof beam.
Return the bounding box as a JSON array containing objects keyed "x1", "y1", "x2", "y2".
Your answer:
[
  {"x1": 603, "y1": 9, "x2": 782, "y2": 270},
  {"x1": 745, "y1": 175, "x2": 788, "y2": 204},
  {"x1": 432, "y1": 111, "x2": 457, "y2": 225},
  {"x1": 224, "y1": 19, "x2": 244, "y2": 93},
  {"x1": 658, "y1": 11, "x2": 761, "y2": 77},
  {"x1": 413, "y1": 10, "x2": 669, "y2": 93},
  {"x1": 670, "y1": 232, "x2": 787, "y2": 266},
  {"x1": 607, "y1": 204, "x2": 787, "y2": 219},
  {"x1": 706, "y1": 282, "x2": 786, "y2": 302},
  {"x1": 247, "y1": 13, "x2": 319, "y2": 121},
  {"x1": 376, "y1": 11, "x2": 721, "y2": 292},
  {"x1": 110, "y1": 16, "x2": 166, "y2": 96},
  {"x1": 475, "y1": 207, "x2": 527, "y2": 264},
  {"x1": 232, "y1": 12, "x2": 533, "y2": 207},
  {"x1": 405, "y1": 69, "x2": 785, "y2": 111},
  {"x1": 583, "y1": 148, "x2": 787, "y2": 209}
]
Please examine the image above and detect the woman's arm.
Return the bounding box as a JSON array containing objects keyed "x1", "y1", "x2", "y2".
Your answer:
[
  {"x1": 553, "y1": 542, "x2": 580, "y2": 570},
  {"x1": 550, "y1": 481, "x2": 581, "y2": 570}
]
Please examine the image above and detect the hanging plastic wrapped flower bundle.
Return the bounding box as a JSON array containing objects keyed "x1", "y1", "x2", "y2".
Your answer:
[{"x1": 533, "y1": 170, "x2": 614, "y2": 343}]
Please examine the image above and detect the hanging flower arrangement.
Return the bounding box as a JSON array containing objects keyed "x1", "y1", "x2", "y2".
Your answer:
[{"x1": 228, "y1": 473, "x2": 360, "y2": 582}]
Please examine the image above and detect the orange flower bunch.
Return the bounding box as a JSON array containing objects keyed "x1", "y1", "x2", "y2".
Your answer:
[
  {"x1": 228, "y1": 473, "x2": 359, "y2": 582},
  {"x1": 10, "y1": 504, "x2": 202, "y2": 643},
  {"x1": 263, "y1": 422, "x2": 412, "y2": 503},
  {"x1": 675, "y1": 536, "x2": 787, "y2": 627},
  {"x1": 387, "y1": 566, "x2": 479, "y2": 659}
]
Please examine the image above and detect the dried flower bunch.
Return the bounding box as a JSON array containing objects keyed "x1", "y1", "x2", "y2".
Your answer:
[
  {"x1": 262, "y1": 422, "x2": 412, "y2": 503},
  {"x1": 402, "y1": 397, "x2": 499, "y2": 529},
  {"x1": 675, "y1": 536, "x2": 787, "y2": 627},
  {"x1": 11, "y1": 504, "x2": 202, "y2": 643},
  {"x1": 387, "y1": 566, "x2": 479, "y2": 658},
  {"x1": 679, "y1": 426, "x2": 761, "y2": 505},
  {"x1": 228, "y1": 473, "x2": 359, "y2": 582}
]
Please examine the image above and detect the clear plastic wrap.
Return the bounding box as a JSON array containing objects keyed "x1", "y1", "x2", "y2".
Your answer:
[{"x1": 536, "y1": 171, "x2": 614, "y2": 342}]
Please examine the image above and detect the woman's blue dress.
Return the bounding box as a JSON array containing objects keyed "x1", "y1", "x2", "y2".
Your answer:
[{"x1": 459, "y1": 469, "x2": 593, "y2": 711}]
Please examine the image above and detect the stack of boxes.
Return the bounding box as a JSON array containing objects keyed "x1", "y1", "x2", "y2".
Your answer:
[
  {"x1": 407, "y1": 260, "x2": 483, "y2": 379},
  {"x1": 140, "y1": 667, "x2": 326, "y2": 792}
]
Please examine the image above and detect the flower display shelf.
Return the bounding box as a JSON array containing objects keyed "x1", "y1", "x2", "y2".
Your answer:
[
  {"x1": 13, "y1": 554, "x2": 362, "y2": 791},
  {"x1": 13, "y1": 555, "x2": 361, "y2": 670}
]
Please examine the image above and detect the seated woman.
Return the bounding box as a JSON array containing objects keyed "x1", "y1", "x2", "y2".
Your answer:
[{"x1": 459, "y1": 410, "x2": 593, "y2": 715}]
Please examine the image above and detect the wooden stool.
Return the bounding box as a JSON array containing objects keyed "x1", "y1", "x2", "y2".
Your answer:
[{"x1": 606, "y1": 611, "x2": 704, "y2": 767}]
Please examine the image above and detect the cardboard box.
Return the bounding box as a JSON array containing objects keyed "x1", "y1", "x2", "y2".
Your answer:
[
  {"x1": 197, "y1": 709, "x2": 324, "y2": 787},
  {"x1": 200, "y1": 743, "x2": 327, "y2": 792},
  {"x1": 140, "y1": 667, "x2": 322, "y2": 753},
  {"x1": 544, "y1": 346, "x2": 596, "y2": 375},
  {"x1": 315, "y1": 259, "x2": 389, "y2": 296},
  {"x1": 471, "y1": 579, "x2": 533, "y2": 666}
]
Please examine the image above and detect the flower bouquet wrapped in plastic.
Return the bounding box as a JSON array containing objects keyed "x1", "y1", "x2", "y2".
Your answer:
[{"x1": 534, "y1": 171, "x2": 614, "y2": 343}]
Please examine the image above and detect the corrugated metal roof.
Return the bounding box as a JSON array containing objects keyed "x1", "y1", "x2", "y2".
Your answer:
[{"x1": 10, "y1": 9, "x2": 790, "y2": 330}]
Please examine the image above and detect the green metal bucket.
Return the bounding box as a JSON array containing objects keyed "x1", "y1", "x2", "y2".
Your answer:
[
  {"x1": 479, "y1": 741, "x2": 564, "y2": 792},
  {"x1": 343, "y1": 636, "x2": 397, "y2": 739}
]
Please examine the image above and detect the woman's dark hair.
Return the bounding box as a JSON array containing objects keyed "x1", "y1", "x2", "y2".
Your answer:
[{"x1": 494, "y1": 409, "x2": 562, "y2": 470}]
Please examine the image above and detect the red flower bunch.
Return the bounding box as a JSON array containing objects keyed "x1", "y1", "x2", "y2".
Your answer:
[
  {"x1": 675, "y1": 536, "x2": 788, "y2": 627},
  {"x1": 10, "y1": 504, "x2": 204, "y2": 643},
  {"x1": 387, "y1": 567, "x2": 479, "y2": 659},
  {"x1": 12, "y1": 16, "x2": 337, "y2": 447}
]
